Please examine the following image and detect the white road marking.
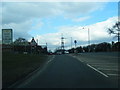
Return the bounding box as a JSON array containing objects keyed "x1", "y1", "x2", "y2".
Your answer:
[
  {"x1": 87, "y1": 64, "x2": 109, "y2": 78},
  {"x1": 15, "y1": 55, "x2": 55, "y2": 88},
  {"x1": 97, "y1": 68, "x2": 118, "y2": 71},
  {"x1": 70, "y1": 54, "x2": 118, "y2": 79},
  {"x1": 47, "y1": 55, "x2": 55, "y2": 64},
  {"x1": 84, "y1": 61, "x2": 117, "y2": 65},
  {"x1": 91, "y1": 65, "x2": 118, "y2": 67},
  {"x1": 107, "y1": 74, "x2": 118, "y2": 76}
]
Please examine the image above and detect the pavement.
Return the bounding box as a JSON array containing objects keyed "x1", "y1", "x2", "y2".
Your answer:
[{"x1": 14, "y1": 54, "x2": 118, "y2": 88}]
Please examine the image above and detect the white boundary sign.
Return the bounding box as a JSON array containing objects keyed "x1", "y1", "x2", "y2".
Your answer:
[{"x1": 2, "y1": 29, "x2": 13, "y2": 44}]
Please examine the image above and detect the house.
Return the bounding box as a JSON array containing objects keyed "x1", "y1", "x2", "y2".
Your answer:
[{"x1": 30, "y1": 37, "x2": 37, "y2": 46}]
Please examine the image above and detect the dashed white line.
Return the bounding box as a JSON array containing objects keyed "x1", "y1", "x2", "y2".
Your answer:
[{"x1": 87, "y1": 64, "x2": 109, "y2": 78}]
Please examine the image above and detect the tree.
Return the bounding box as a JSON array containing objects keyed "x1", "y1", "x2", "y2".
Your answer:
[
  {"x1": 95, "y1": 42, "x2": 111, "y2": 52},
  {"x1": 14, "y1": 37, "x2": 29, "y2": 45},
  {"x1": 76, "y1": 46, "x2": 83, "y2": 53},
  {"x1": 108, "y1": 22, "x2": 120, "y2": 42}
]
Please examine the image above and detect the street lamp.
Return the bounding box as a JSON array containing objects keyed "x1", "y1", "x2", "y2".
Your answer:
[
  {"x1": 71, "y1": 37, "x2": 73, "y2": 49},
  {"x1": 83, "y1": 27, "x2": 91, "y2": 52},
  {"x1": 88, "y1": 28, "x2": 90, "y2": 47}
]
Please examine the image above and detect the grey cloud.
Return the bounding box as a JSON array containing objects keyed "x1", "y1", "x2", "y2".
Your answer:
[
  {"x1": 14, "y1": 32, "x2": 31, "y2": 41},
  {"x1": 2, "y1": 2, "x2": 104, "y2": 24},
  {"x1": 2, "y1": 20, "x2": 32, "y2": 40},
  {"x1": 2, "y1": 2, "x2": 61, "y2": 24},
  {"x1": 1, "y1": 2, "x2": 106, "y2": 43},
  {"x1": 58, "y1": 2, "x2": 104, "y2": 17}
]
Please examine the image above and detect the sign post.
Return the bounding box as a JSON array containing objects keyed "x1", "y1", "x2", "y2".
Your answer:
[{"x1": 74, "y1": 40, "x2": 77, "y2": 48}]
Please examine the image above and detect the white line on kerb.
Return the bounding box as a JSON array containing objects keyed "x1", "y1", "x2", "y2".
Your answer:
[
  {"x1": 87, "y1": 64, "x2": 109, "y2": 78},
  {"x1": 47, "y1": 55, "x2": 55, "y2": 63}
]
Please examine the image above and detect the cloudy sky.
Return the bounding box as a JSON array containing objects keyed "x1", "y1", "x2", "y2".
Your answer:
[{"x1": 0, "y1": 0, "x2": 119, "y2": 51}]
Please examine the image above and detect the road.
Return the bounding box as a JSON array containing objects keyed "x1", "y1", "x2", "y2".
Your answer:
[
  {"x1": 17, "y1": 55, "x2": 118, "y2": 88},
  {"x1": 70, "y1": 52, "x2": 119, "y2": 79}
]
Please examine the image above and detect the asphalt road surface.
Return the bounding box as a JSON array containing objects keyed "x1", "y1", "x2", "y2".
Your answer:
[{"x1": 17, "y1": 55, "x2": 118, "y2": 88}]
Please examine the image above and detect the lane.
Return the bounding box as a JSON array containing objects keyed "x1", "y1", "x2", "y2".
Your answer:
[
  {"x1": 70, "y1": 52, "x2": 119, "y2": 79},
  {"x1": 18, "y1": 55, "x2": 117, "y2": 88}
]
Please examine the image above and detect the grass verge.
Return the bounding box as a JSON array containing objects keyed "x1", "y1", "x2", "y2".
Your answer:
[{"x1": 2, "y1": 52, "x2": 49, "y2": 88}]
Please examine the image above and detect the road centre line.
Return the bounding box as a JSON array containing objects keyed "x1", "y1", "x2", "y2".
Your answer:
[{"x1": 87, "y1": 64, "x2": 109, "y2": 78}]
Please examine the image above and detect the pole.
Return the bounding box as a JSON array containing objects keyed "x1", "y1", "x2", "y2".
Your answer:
[
  {"x1": 74, "y1": 40, "x2": 77, "y2": 48},
  {"x1": 75, "y1": 43, "x2": 76, "y2": 48},
  {"x1": 118, "y1": 32, "x2": 120, "y2": 42},
  {"x1": 61, "y1": 33, "x2": 64, "y2": 54},
  {"x1": 82, "y1": 27, "x2": 91, "y2": 52},
  {"x1": 71, "y1": 37, "x2": 72, "y2": 49},
  {"x1": 88, "y1": 28, "x2": 90, "y2": 45},
  {"x1": 37, "y1": 39, "x2": 38, "y2": 45},
  {"x1": 46, "y1": 43, "x2": 47, "y2": 47},
  {"x1": 88, "y1": 28, "x2": 90, "y2": 52},
  {"x1": 46, "y1": 42, "x2": 48, "y2": 53}
]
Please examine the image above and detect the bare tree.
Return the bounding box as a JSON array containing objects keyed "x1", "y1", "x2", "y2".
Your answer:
[
  {"x1": 14, "y1": 37, "x2": 28, "y2": 45},
  {"x1": 108, "y1": 22, "x2": 120, "y2": 42}
]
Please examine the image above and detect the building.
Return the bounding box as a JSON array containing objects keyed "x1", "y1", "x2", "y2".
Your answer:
[{"x1": 30, "y1": 37, "x2": 37, "y2": 46}]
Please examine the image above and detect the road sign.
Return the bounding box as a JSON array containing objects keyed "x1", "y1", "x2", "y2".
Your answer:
[
  {"x1": 2, "y1": 29, "x2": 13, "y2": 44},
  {"x1": 74, "y1": 40, "x2": 77, "y2": 44}
]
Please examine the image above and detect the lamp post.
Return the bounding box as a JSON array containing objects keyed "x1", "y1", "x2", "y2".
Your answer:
[
  {"x1": 88, "y1": 28, "x2": 90, "y2": 46},
  {"x1": 71, "y1": 37, "x2": 73, "y2": 49},
  {"x1": 83, "y1": 27, "x2": 90, "y2": 52}
]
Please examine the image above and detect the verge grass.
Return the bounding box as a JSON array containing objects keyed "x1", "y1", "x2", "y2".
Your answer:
[{"x1": 2, "y1": 52, "x2": 49, "y2": 88}]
